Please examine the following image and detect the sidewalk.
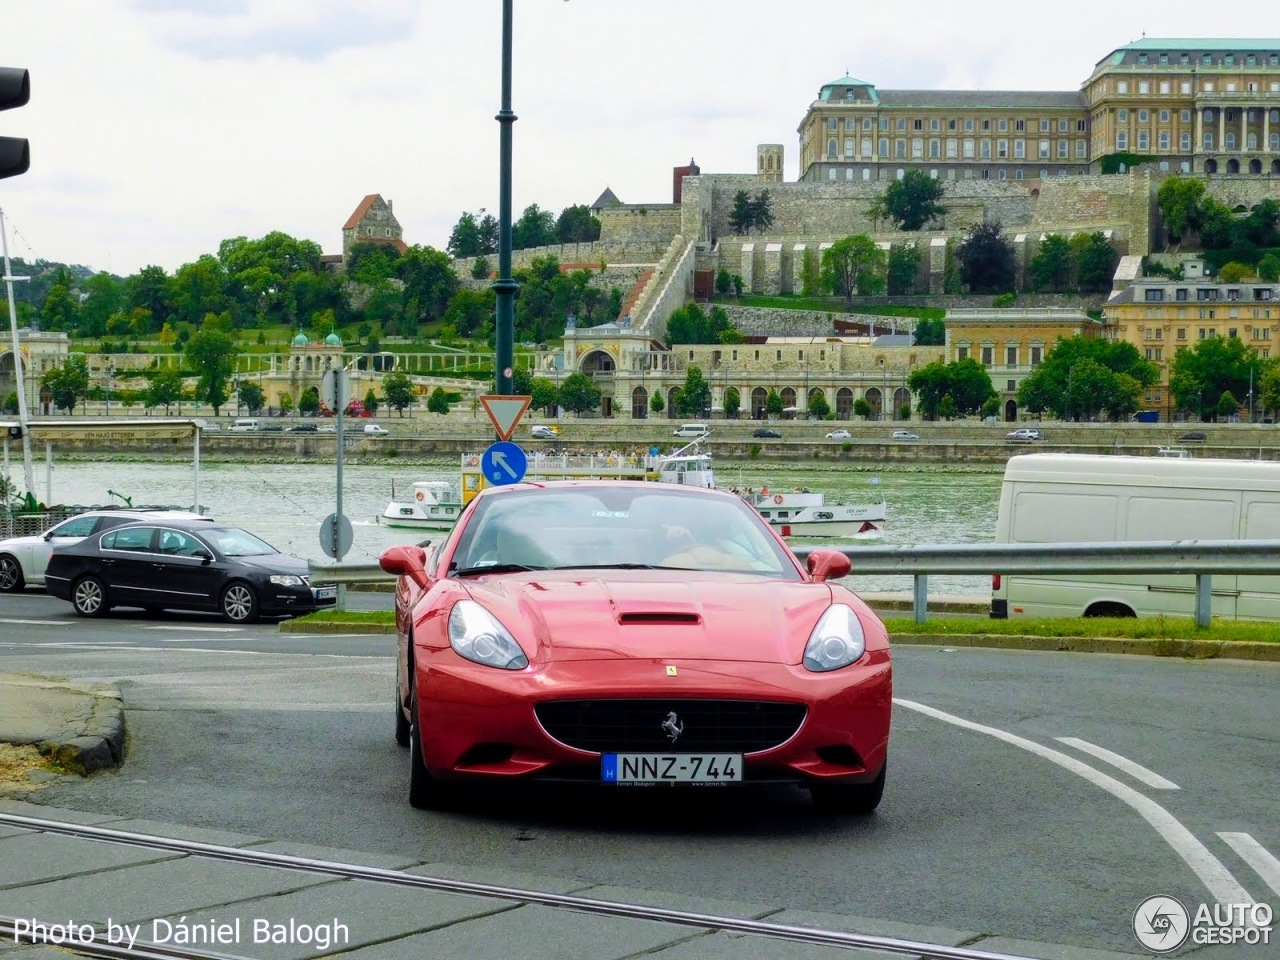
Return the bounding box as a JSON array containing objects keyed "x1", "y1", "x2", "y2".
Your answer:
[{"x1": 0, "y1": 797, "x2": 1152, "y2": 960}]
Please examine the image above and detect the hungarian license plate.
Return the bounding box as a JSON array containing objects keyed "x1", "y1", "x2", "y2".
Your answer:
[
  {"x1": 602, "y1": 753, "x2": 743, "y2": 785},
  {"x1": 313, "y1": 585, "x2": 337, "y2": 601}
]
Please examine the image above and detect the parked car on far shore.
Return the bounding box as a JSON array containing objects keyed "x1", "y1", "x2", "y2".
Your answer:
[
  {"x1": 752, "y1": 427, "x2": 781, "y2": 438},
  {"x1": 826, "y1": 429, "x2": 852, "y2": 440},
  {"x1": 891, "y1": 430, "x2": 920, "y2": 440},
  {"x1": 1005, "y1": 428, "x2": 1044, "y2": 443}
]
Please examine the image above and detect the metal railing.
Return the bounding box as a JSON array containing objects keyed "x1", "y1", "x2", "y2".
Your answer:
[{"x1": 313, "y1": 539, "x2": 1280, "y2": 627}]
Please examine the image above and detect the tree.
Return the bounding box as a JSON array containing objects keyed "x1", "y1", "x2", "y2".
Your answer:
[
  {"x1": 723, "y1": 386, "x2": 741, "y2": 419},
  {"x1": 853, "y1": 397, "x2": 872, "y2": 420},
  {"x1": 1217, "y1": 262, "x2": 1252, "y2": 283},
  {"x1": 864, "y1": 195, "x2": 889, "y2": 233},
  {"x1": 40, "y1": 357, "x2": 90, "y2": 414},
  {"x1": 470, "y1": 257, "x2": 491, "y2": 280},
  {"x1": 1029, "y1": 234, "x2": 1073, "y2": 291},
  {"x1": 882, "y1": 170, "x2": 947, "y2": 231},
  {"x1": 426, "y1": 386, "x2": 451, "y2": 415},
  {"x1": 447, "y1": 210, "x2": 498, "y2": 258},
  {"x1": 1070, "y1": 232, "x2": 1119, "y2": 292},
  {"x1": 395, "y1": 245, "x2": 458, "y2": 325},
  {"x1": 956, "y1": 221, "x2": 1016, "y2": 294},
  {"x1": 886, "y1": 242, "x2": 922, "y2": 295},
  {"x1": 2, "y1": 391, "x2": 16, "y2": 415},
  {"x1": 728, "y1": 190, "x2": 753, "y2": 235},
  {"x1": 914, "y1": 317, "x2": 945, "y2": 346},
  {"x1": 442, "y1": 288, "x2": 495, "y2": 340},
  {"x1": 808, "y1": 392, "x2": 830, "y2": 419},
  {"x1": 1156, "y1": 177, "x2": 1207, "y2": 241},
  {"x1": 1197, "y1": 198, "x2": 1236, "y2": 249},
  {"x1": 555, "y1": 204, "x2": 601, "y2": 243},
  {"x1": 908, "y1": 357, "x2": 996, "y2": 420},
  {"x1": 278, "y1": 392, "x2": 294, "y2": 416},
  {"x1": 1169, "y1": 335, "x2": 1261, "y2": 421},
  {"x1": 750, "y1": 191, "x2": 775, "y2": 234},
  {"x1": 238, "y1": 381, "x2": 265, "y2": 414},
  {"x1": 183, "y1": 329, "x2": 238, "y2": 416},
  {"x1": 512, "y1": 204, "x2": 557, "y2": 250},
  {"x1": 559, "y1": 372, "x2": 602, "y2": 417},
  {"x1": 297, "y1": 385, "x2": 320, "y2": 416},
  {"x1": 799, "y1": 250, "x2": 821, "y2": 297},
  {"x1": 382, "y1": 371, "x2": 415, "y2": 417},
  {"x1": 650, "y1": 391, "x2": 665, "y2": 415},
  {"x1": 765, "y1": 389, "x2": 784, "y2": 417},
  {"x1": 363, "y1": 387, "x2": 379, "y2": 416},
  {"x1": 1260, "y1": 365, "x2": 1280, "y2": 420},
  {"x1": 146, "y1": 367, "x2": 186, "y2": 415},
  {"x1": 1016, "y1": 335, "x2": 1158, "y2": 420},
  {"x1": 529, "y1": 377, "x2": 559, "y2": 415},
  {"x1": 715, "y1": 269, "x2": 732, "y2": 296},
  {"x1": 1258, "y1": 253, "x2": 1280, "y2": 283},
  {"x1": 126, "y1": 265, "x2": 173, "y2": 330},
  {"x1": 675, "y1": 366, "x2": 712, "y2": 417},
  {"x1": 821, "y1": 234, "x2": 886, "y2": 307}
]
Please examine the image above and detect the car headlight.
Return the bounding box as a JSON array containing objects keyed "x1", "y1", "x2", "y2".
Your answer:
[
  {"x1": 448, "y1": 600, "x2": 529, "y2": 670},
  {"x1": 269, "y1": 575, "x2": 305, "y2": 587},
  {"x1": 803, "y1": 604, "x2": 867, "y2": 672}
]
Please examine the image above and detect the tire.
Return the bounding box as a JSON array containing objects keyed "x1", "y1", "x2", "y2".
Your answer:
[
  {"x1": 71, "y1": 576, "x2": 110, "y2": 618},
  {"x1": 220, "y1": 581, "x2": 259, "y2": 623},
  {"x1": 394, "y1": 684, "x2": 410, "y2": 748},
  {"x1": 0, "y1": 554, "x2": 24, "y2": 592},
  {"x1": 407, "y1": 677, "x2": 440, "y2": 809},
  {"x1": 810, "y1": 762, "x2": 886, "y2": 815}
]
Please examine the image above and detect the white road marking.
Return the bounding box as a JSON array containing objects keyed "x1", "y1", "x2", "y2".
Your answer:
[
  {"x1": 894, "y1": 697, "x2": 1254, "y2": 905},
  {"x1": 1218, "y1": 833, "x2": 1280, "y2": 898},
  {"x1": 1054, "y1": 737, "x2": 1181, "y2": 790},
  {"x1": 143, "y1": 625, "x2": 241, "y2": 632},
  {"x1": 145, "y1": 636, "x2": 246, "y2": 643},
  {"x1": 0, "y1": 618, "x2": 75, "y2": 627}
]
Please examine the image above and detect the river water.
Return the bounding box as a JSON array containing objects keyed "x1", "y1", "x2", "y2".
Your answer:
[{"x1": 20, "y1": 458, "x2": 1005, "y2": 597}]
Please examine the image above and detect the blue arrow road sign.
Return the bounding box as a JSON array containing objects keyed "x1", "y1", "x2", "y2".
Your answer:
[{"x1": 482, "y1": 441, "x2": 527, "y2": 486}]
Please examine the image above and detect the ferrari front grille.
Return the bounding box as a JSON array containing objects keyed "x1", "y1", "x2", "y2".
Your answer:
[{"x1": 534, "y1": 699, "x2": 807, "y2": 754}]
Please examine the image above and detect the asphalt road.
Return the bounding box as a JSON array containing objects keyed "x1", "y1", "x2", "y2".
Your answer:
[{"x1": 1, "y1": 589, "x2": 1277, "y2": 955}]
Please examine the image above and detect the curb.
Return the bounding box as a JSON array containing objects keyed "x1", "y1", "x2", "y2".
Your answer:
[
  {"x1": 278, "y1": 621, "x2": 397, "y2": 634},
  {"x1": 0, "y1": 675, "x2": 127, "y2": 774},
  {"x1": 895, "y1": 633, "x2": 1280, "y2": 661}
]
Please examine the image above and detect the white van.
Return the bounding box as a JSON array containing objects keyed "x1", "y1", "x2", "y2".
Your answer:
[
  {"x1": 230, "y1": 419, "x2": 261, "y2": 433},
  {"x1": 991, "y1": 453, "x2": 1280, "y2": 621},
  {"x1": 673, "y1": 423, "x2": 709, "y2": 438},
  {"x1": 364, "y1": 423, "x2": 390, "y2": 437}
]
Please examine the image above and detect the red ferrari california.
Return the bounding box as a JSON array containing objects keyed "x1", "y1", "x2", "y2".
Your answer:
[{"x1": 379, "y1": 480, "x2": 892, "y2": 813}]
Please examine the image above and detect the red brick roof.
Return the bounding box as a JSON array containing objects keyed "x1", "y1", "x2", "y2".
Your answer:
[{"x1": 343, "y1": 194, "x2": 381, "y2": 231}]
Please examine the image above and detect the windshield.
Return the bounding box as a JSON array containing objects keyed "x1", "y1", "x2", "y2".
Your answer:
[
  {"x1": 203, "y1": 527, "x2": 277, "y2": 557},
  {"x1": 450, "y1": 486, "x2": 799, "y2": 579}
]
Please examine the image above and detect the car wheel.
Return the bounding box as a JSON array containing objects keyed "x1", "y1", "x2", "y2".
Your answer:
[
  {"x1": 407, "y1": 678, "x2": 441, "y2": 809},
  {"x1": 394, "y1": 684, "x2": 410, "y2": 748},
  {"x1": 71, "y1": 576, "x2": 110, "y2": 618},
  {"x1": 0, "y1": 554, "x2": 24, "y2": 592},
  {"x1": 220, "y1": 582, "x2": 259, "y2": 623},
  {"x1": 810, "y1": 762, "x2": 886, "y2": 815}
]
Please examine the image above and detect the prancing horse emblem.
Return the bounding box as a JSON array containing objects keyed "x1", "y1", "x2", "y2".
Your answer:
[{"x1": 661, "y1": 711, "x2": 684, "y2": 742}]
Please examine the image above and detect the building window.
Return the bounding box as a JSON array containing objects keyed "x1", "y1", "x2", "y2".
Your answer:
[
  {"x1": 930, "y1": 118, "x2": 940, "y2": 132},
  {"x1": 1058, "y1": 140, "x2": 1069, "y2": 158},
  {"x1": 957, "y1": 346, "x2": 969, "y2": 361},
  {"x1": 828, "y1": 168, "x2": 837, "y2": 181},
  {"x1": 1006, "y1": 346, "x2": 1018, "y2": 365},
  {"x1": 1118, "y1": 108, "x2": 1128, "y2": 122},
  {"x1": 948, "y1": 118, "x2": 957, "y2": 131},
  {"x1": 1077, "y1": 119, "x2": 1087, "y2": 132},
  {"x1": 1016, "y1": 119, "x2": 1025, "y2": 132},
  {"x1": 845, "y1": 138, "x2": 855, "y2": 157},
  {"x1": 896, "y1": 139, "x2": 906, "y2": 158},
  {"x1": 1159, "y1": 131, "x2": 1169, "y2": 150},
  {"x1": 947, "y1": 138, "x2": 959, "y2": 158},
  {"x1": 998, "y1": 118, "x2": 1008, "y2": 132},
  {"x1": 980, "y1": 140, "x2": 991, "y2": 159},
  {"x1": 1117, "y1": 132, "x2": 1128, "y2": 150},
  {"x1": 1180, "y1": 109, "x2": 1191, "y2": 123},
  {"x1": 1039, "y1": 118, "x2": 1049, "y2": 132},
  {"x1": 861, "y1": 137, "x2": 872, "y2": 156},
  {"x1": 997, "y1": 139, "x2": 1008, "y2": 158},
  {"x1": 1180, "y1": 132, "x2": 1192, "y2": 151},
  {"x1": 998, "y1": 168, "x2": 1008, "y2": 180},
  {"x1": 862, "y1": 168, "x2": 871, "y2": 181},
  {"x1": 1181, "y1": 81, "x2": 1192, "y2": 94},
  {"x1": 1204, "y1": 81, "x2": 1214, "y2": 92},
  {"x1": 1117, "y1": 81, "x2": 1129, "y2": 94},
  {"x1": 1139, "y1": 81, "x2": 1150, "y2": 94},
  {"x1": 1145, "y1": 289, "x2": 1165, "y2": 302},
  {"x1": 912, "y1": 138, "x2": 923, "y2": 158},
  {"x1": 1039, "y1": 139, "x2": 1050, "y2": 158},
  {"x1": 1177, "y1": 327, "x2": 1186, "y2": 339},
  {"x1": 1159, "y1": 110, "x2": 1169, "y2": 123},
  {"x1": 879, "y1": 138, "x2": 889, "y2": 157},
  {"x1": 965, "y1": 118, "x2": 975, "y2": 132},
  {"x1": 897, "y1": 118, "x2": 906, "y2": 131},
  {"x1": 845, "y1": 168, "x2": 854, "y2": 180},
  {"x1": 1076, "y1": 140, "x2": 1087, "y2": 158},
  {"x1": 981, "y1": 346, "x2": 994, "y2": 365},
  {"x1": 929, "y1": 139, "x2": 940, "y2": 158},
  {"x1": 1014, "y1": 140, "x2": 1025, "y2": 158},
  {"x1": 879, "y1": 118, "x2": 889, "y2": 131},
  {"x1": 1058, "y1": 118, "x2": 1069, "y2": 132},
  {"x1": 1204, "y1": 132, "x2": 1214, "y2": 150},
  {"x1": 1031, "y1": 345, "x2": 1043, "y2": 365},
  {"x1": 1225, "y1": 132, "x2": 1236, "y2": 150},
  {"x1": 1159, "y1": 81, "x2": 1170, "y2": 94},
  {"x1": 1137, "y1": 131, "x2": 1149, "y2": 150},
  {"x1": 983, "y1": 119, "x2": 991, "y2": 131},
  {"x1": 827, "y1": 138, "x2": 837, "y2": 157},
  {"x1": 912, "y1": 118, "x2": 922, "y2": 131}
]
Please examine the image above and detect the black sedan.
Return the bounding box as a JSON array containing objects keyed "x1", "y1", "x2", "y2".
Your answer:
[
  {"x1": 752, "y1": 427, "x2": 782, "y2": 438},
  {"x1": 44, "y1": 520, "x2": 336, "y2": 623}
]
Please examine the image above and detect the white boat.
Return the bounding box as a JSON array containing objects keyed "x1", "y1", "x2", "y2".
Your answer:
[
  {"x1": 738, "y1": 482, "x2": 886, "y2": 538},
  {"x1": 379, "y1": 481, "x2": 465, "y2": 530},
  {"x1": 1155, "y1": 446, "x2": 1191, "y2": 458}
]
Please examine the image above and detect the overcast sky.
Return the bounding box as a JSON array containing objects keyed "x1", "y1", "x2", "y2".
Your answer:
[{"x1": 0, "y1": 1, "x2": 1245, "y2": 276}]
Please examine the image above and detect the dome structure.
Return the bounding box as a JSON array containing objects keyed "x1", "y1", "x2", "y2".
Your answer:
[
  {"x1": 324, "y1": 332, "x2": 342, "y2": 346},
  {"x1": 291, "y1": 331, "x2": 310, "y2": 346}
]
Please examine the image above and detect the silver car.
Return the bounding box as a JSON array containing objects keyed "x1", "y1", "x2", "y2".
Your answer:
[{"x1": 0, "y1": 509, "x2": 211, "y2": 592}]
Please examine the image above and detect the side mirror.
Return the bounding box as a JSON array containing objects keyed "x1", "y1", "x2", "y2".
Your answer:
[
  {"x1": 806, "y1": 549, "x2": 852, "y2": 583},
  {"x1": 380, "y1": 545, "x2": 430, "y2": 590},
  {"x1": 193, "y1": 549, "x2": 213, "y2": 563}
]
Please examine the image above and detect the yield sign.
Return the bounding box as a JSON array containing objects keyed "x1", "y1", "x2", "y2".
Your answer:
[{"x1": 479, "y1": 394, "x2": 532, "y2": 441}]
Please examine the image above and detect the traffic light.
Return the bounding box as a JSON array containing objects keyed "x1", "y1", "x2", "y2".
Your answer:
[{"x1": 0, "y1": 67, "x2": 30, "y2": 180}]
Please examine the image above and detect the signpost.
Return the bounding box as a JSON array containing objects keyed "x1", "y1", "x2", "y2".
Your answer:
[
  {"x1": 320, "y1": 369, "x2": 351, "y2": 563},
  {"x1": 481, "y1": 440, "x2": 527, "y2": 486},
  {"x1": 479, "y1": 394, "x2": 531, "y2": 442}
]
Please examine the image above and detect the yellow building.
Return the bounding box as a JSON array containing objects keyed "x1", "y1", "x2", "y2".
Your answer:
[
  {"x1": 1104, "y1": 278, "x2": 1279, "y2": 415},
  {"x1": 944, "y1": 308, "x2": 1106, "y2": 420},
  {"x1": 799, "y1": 40, "x2": 1280, "y2": 183}
]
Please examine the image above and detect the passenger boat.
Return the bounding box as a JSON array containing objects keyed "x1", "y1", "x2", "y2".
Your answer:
[
  {"x1": 738, "y1": 482, "x2": 886, "y2": 538},
  {"x1": 379, "y1": 480, "x2": 465, "y2": 531}
]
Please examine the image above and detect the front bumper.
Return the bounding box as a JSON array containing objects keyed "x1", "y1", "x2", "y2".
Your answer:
[
  {"x1": 413, "y1": 653, "x2": 891, "y2": 786},
  {"x1": 258, "y1": 583, "x2": 338, "y2": 616}
]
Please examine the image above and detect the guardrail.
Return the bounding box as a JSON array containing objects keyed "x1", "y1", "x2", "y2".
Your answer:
[{"x1": 313, "y1": 539, "x2": 1280, "y2": 627}]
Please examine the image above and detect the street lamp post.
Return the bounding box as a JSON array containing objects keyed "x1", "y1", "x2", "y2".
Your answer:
[
  {"x1": 492, "y1": 0, "x2": 518, "y2": 397},
  {"x1": 104, "y1": 361, "x2": 112, "y2": 418}
]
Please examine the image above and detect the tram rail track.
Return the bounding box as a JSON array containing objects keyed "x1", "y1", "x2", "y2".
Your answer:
[{"x1": 0, "y1": 811, "x2": 1041, "y2": 960}]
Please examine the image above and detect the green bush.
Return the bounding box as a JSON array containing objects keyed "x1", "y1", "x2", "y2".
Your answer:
[
  {"x1": 748, "y1": 443, "x2": 762, "y2": 458},
  {"x1": 992, "y1": 292, "x2": 1017, "y2": 307}
]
